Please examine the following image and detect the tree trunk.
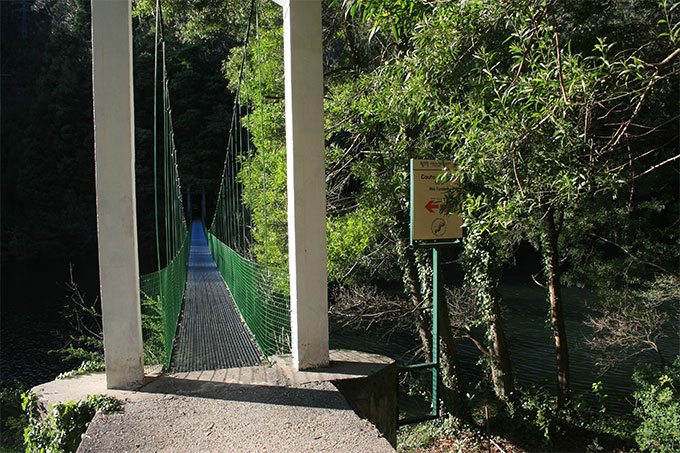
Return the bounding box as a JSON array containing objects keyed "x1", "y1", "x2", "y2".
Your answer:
[
  {"x1": 397, "y1": 236, "x2": 432, "y2": 355},
  {"x1": 438, "y1": 277, "x2": 470, "y2": 421},
  {"x1": 395, "y1": 211, "x2": 432, "y2": 356},
  {"x1": 488, "y1": 287, "x2": 515, "y2": 401},
  {"x1": 463, "y1": 230, "x2": 515, "y2": 401},
  {"x1": 542, "y1": 206, "x2": 570, "y2": 407}
]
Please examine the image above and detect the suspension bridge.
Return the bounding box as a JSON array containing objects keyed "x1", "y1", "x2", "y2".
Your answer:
[
  {"x1": 133, "y1": 0, "x2": 327, "y2": 376},
  {"x1": 92, "y1": 0, "x2": 329, "y2": 386},
  {"x1": 78, "y1": 0, "x2": 441, "y2": 447}
]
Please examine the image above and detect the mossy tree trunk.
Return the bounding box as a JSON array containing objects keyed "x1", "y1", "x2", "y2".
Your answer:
[{"x1": 542, "y1": 205, "x2": 570, "y2": 407}]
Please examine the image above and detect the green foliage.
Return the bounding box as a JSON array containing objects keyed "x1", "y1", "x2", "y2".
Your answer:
[
  {"x1": 338, "y1": 0, "x2": 431, "y2": 46},
  {"x1": 53, "y1": 295, "x2": 168, "y2": 375},
  {"x1": 1, "y1": 384, "x2": 29, "y2": 452},
  {"x1": 498, "y1": 384, "x2": 635, "y2": 449},
  {"x1": 51, "y1": 269, "x2": 104, "y2": 368},
  {"x1": 326, "y1": 208, "x2": 382, "y2": 281},
  {"x1": 591, "y1": 381, "x2": 608, "y2": 414},
  {"x1": 133, "y1": 0, "x2": 252, "y2": 41},
  {"x1": 52, "y1": 336, "x2": 103, "y2": 365},
  {"x1": 22, "y1": 392, "x2": 120, "y2": 453},
  {"x1": 56, "y1": 361, "x2": 105, "y2": 380},
  {"x1": 658, "y1": 0, "x2": 680, "y2": 44},
  {"x1": 140, "y1": 293, "x2": 167, "y2": 366},
  {"x1": 632, "y1": 357, "x2": 680, "y2": 452},
  {"x1": 519, "y1": 386, "x2": 563, "y2": 444},
  {"x1": 398, "y1": 416, "x2": 467, "y2": 451}
]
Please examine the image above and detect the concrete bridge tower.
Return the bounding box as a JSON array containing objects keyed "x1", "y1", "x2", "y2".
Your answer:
[{"x1": 91, "y1": 0, "x2": 328, "y2": 388}]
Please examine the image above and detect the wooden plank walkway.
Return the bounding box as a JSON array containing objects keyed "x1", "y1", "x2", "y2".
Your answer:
[{"x1": 171, "y1": 221, "x2": 263, "y2": 372}]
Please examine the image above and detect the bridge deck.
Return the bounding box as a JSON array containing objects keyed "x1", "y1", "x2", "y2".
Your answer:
[{"x1": 171, "y1": 221, "x2": 263, "y2": 372}]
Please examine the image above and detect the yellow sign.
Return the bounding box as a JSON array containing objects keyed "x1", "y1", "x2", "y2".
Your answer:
[{"x1": 410, "y1": 159, "x2": 462, "y2": 244}]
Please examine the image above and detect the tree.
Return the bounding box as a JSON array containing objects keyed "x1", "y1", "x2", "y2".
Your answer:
[
  {"x1": 219, "y1": 0, "x2": 474, "y2": 417},
  {"x1": 585, "y1": 274, "x2": 679, "y2": 371},
  {"x1": 413, "y1": 0, "x2": 679, "y2": 407},
  {"x1": 1, "y1": 0, "x2": 96, "y2": 263}
]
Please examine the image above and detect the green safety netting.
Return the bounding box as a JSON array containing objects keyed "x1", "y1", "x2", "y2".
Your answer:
[
  {"x1": 207, "y1": 0, "x2": 291, "y2": 359},
  {"x1": 137, "y1": 0, "x2": 190, "y2": 371},
  {"x1": 140, "y1": 230, "x2": 190, "y2": 369},
  {"x1": 207, "y1": 230, "x2": 290, "y2": 358}
]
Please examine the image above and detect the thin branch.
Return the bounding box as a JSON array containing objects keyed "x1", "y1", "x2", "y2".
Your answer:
[
  {"x1": 632, "y1": 152, "x2": 680, "y2": 180},
  {"x1": 599, "y1": 46, "x2": 680, "y2": 155},
  {"x1": 511, "y1": 152, "x2": 525, "y2": 197},
  {"x1": 658, "y1": 47, "x2": 680, "y2": 66},
  {"x1": 531, "y1": 272, "x2": 547, "y2": 288},
  {"x1": 592, "y1": 233, "x2": 679, "y2": 278},
  {"x1": 511, "y1": 26, "x2": 538, "y2": 85},
  {"x1": 324, "y1": 65, "x2": 354, "y2": 78},
  {"x1": 461, "y1": 331, "x2": 490, "y2": 357},
  {"x1": 604, "y1": 74, "x2": 657, "y2": 153},
  {"x1": 489, "y1": 438, "x2": 508, "y2": 453},
  {"x1": 614, "y1": 138, "x2": 678, "y2": 172},
  {"x1": 547, "y1": 5, "x2": 569, "y2": 105}
]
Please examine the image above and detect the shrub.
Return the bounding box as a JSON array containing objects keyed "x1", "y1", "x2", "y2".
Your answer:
[
  {"x1": 1, "y1": 384, "x2": 28, "y2": 452},
  {"x1": 56, "y1": 360, "x2": 106, "y2": 380},
  {"x1": 22, "y1": 391, "x2": 120, "y2": 452},
  {"x1": 632, "y1": 357, "x2": 680, "y2": 453}
]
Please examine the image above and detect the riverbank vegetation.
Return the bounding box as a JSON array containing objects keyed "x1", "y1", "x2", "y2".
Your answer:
[
  {"x1": 21, "y1": 392, "x2": 120, "y2": 453},
  {"x1": 1, "y1": 0, "x2": 678, "y2": 451},
  {"x1": 216, "y1": 0, "x2": 679, "y2": 450}
]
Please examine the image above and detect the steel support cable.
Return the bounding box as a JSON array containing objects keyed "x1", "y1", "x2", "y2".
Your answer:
[
  {"x1": 255, "y1": 0, "x2": 268, "y2": 267},
  {"x1": 236, "y1": 105, "x2": 243, "y2": 254},
  {"x1": 209, "y1": 0, "x2": 256, "y2": 235},
  {"x1": 163, "y1": 43, "x2": 170, "y2": 265},
  {"x1": 169, "y1": 109, "x2": 174, "y2": 258},
  {"x1": 152, "y1": 0, "x2": 162, "y2": 272},
  {"x1": 230, "y1": 124, "x2": 236, "y2": 249},
  {"x1": 171, "y1": 123, "x2": 178, "y2": 256},
  {"x1": 171, "y1": 137, "x2": 178, "y2": 255},
  {"x1": 231, "y1": 115, "x2": 238, "y2": 249},
  {"x1": 171, "y1": 132, "x2": 178, "y2": 255},
  {"x1": 240, "y1": 8, "x2": 254, "y2": 256},
  {"x1": 140, "y1": 0, "x2": 191, "y2": 369},
  {"x1": 227, "y1": 128, "x2": 234, "y2": 247},
  {"x1": 243, "y1": 43, "x2": 254, "y2": 255},
  {"x1": 239, "y1": 108, "x2": 247, "y2": 254},
  {"x1": 231, "y1": 113, "x2": 240, "y2": 251},
  {"x1": 201, "y1": 0, "x2": 292, "y2": 358}
]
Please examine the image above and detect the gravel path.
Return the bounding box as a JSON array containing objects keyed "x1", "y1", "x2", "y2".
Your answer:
[{"x1": 77, "y1": 378, "x2": 394, "y2": 452}]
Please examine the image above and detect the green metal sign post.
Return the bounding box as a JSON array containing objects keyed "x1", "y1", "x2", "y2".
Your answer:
[{"x1": 398, "y1": 159, "x2": 462, "y2": 426}]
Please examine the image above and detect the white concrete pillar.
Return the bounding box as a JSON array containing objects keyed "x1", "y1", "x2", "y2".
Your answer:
[
  {"x1": 91, "y1": 0, "x2": 144, "y2": 389},
  {"x1": 283, "y1": 0, "x2": 329, "y2": 370}
]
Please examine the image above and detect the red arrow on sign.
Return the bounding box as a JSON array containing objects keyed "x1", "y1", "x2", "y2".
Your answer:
[{"x1": 425, "y1": 199, "x2": 440, "y2": 213}]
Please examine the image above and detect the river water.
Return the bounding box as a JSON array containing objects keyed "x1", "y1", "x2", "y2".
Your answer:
[
  {"x1": 330, "y1": 283, "x2": 678, "y2": 415},
  {"x1": 0, "y1": 259, "x2": 96, "y2": 390},
  {"x1": 2, "y1": 261, "x2": 676, "y2": 415}
]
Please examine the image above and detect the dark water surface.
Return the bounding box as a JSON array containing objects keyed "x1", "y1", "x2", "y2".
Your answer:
[
  {"x1": 2, "y1": 256, "x2": 677, "y2": 416},
  {"x1": 330, "y1": 284, "x2": 679, "y2": 414},
  {"x1": 1, "y1": 259, "x2": 97, "y2": 389}
]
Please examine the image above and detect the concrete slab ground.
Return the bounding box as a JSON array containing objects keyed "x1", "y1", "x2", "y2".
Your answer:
[{"x1": 31, "y1": 350, "x2": 396, "y2": 452}]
